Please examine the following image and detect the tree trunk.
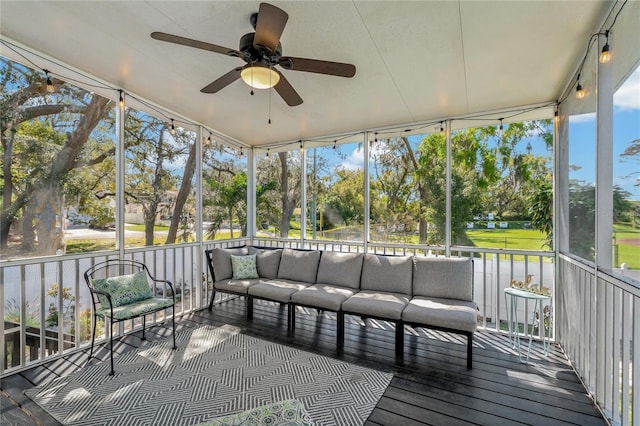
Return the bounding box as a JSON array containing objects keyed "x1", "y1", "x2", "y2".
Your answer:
[
  {"x1": 30, "y1": 185, "x2": 64, "y2": 255},
  {"x1": 166, "y1": 140, "x2": 197, "y2": 244},
  {"x1": 278, "y1": 152, "x2": 291, "y2": 237},
  {"x1": 1, "y1": 128, "x2": 16, "y2": 249},
  {"x1": 144, "y1": 205, "x2": 156, "y2": 246}
]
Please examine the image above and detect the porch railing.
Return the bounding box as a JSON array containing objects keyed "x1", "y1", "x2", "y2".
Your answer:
[
  {"x1": 2, "y1": 238, "x2": 554, "y2": 377},
  {"x1": 558, "y1": 254, "x2": 638, "y2": 426}
]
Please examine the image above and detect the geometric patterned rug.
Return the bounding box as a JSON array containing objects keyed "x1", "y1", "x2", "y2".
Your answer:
[{"x1": 25, "y1": 325, "x2": 393, "y2": 425}]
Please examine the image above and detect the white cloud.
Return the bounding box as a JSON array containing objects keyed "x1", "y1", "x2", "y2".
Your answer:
[
  {"x1": 340, "y1": 146, "x2": 365, "y2": 170},
  {"x1": 614, "y1": 66, "x2": 640, "y2": 110},
  {"x1": 569, "y1": 112, "x2": 597, "y2": 123}
]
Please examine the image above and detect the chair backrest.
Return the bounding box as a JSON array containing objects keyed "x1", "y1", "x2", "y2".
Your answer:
[{"x1": 84, "y1": 259, "x2": 155, "y2": 309}]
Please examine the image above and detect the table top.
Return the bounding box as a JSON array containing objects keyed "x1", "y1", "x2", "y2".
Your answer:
[{"x1": 504, "y1": 287, "x2": 551, "y2": 300}]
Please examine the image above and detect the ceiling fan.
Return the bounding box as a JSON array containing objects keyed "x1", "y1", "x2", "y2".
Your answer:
[{"x1": 151, "y1": 2, "x2": 356, "y2": 106}]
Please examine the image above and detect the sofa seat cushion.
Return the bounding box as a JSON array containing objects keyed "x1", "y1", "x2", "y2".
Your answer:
[
  {"x1": 402, "y1": 296, "x2": 478, "y2": 333},
  {"x1": 214, "y1": 278, "x2": 261, "y2": 295},
  {"x1": 96, "y1": 297, "x2": 173, "y2": 320},
  {"x1": 341, "y1": 290, "x2": 410, "y2": 320},
  {"x1": 248, "y1": 279, "x2": 311, "y2": 303},
  {"x1": 291, "y1": 283, "x2": 358, "y2": 311}
]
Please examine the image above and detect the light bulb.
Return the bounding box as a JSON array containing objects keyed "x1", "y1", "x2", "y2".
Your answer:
[
  {"x1": 599, "y1": 44, "x2": 611, "y2": 63},
  {"x1": 576, "y1": 83, "x2": 585, "y2": 100},
  {"x1": 170, "y1": 119, "x2": 176, "y2": 135},
  {"x1": 45, "y1": 72, "x2": 55, "y2": 93}
]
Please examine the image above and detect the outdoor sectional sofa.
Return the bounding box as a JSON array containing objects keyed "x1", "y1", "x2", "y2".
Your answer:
[{"x1": 205, "y1": 246, "x2": 477, "y2": 368}]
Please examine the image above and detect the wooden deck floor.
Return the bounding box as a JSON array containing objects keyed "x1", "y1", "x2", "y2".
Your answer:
[{"x1": 2, "y1": 297, "x2": 606, "y2": 425}]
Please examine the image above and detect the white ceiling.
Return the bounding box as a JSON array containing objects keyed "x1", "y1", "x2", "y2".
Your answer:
[{"x1": 0, "y1": 1, "x2": 611, "y2": 147}]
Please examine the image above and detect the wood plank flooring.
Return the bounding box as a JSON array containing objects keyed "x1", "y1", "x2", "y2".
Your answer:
[{"x1": 1, "y1": 297, "x2": 606, "y2": 426}]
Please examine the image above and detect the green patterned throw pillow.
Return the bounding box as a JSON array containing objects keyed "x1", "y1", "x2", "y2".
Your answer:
[
  {"x1": 92, "y1": 271, "x2": 153, "y2": 309},
  {"x1": 230, "y1": 254, "x2": 259, "y2": 279}
]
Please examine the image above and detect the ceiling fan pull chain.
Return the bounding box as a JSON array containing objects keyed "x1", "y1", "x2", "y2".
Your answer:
[
  {"x1": 268, "y1": 69, "x2": 272, "y2": 124},
  {"x1": 250, "y1": 65, "x2": 254, "y2": 96}
]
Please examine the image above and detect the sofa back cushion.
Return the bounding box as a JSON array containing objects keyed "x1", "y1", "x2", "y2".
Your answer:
[
  {"x1": 211, "y1": 247, "x2": 249, "y2": 281},
  {"x1": 277, "y1": 248, "x2": 321, "y2": 283},
  {"x1": 248, "y1": 247, "x2": 283, "y2": 279},
  {"x1": 316, "y1": 251, "x2": 364, "y2": 289},
  {"x1": 360, "y1": 254, "x2": 413, "y2": 295},
  {"x1": 412, "y1": 256, "x2": 473, "y2": 301}
]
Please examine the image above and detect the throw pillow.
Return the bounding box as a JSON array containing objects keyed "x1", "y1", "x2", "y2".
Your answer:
[
  {"x1": 231, "y1": 254, "x2": 259, "y2": 279},
  {"x1": 92, "y1": 271, "x2": 153, "y2": 309}
]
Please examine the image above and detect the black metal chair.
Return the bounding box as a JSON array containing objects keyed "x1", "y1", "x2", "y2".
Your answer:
[{"x1": 84, "y1": 259, "x2": 176, "y2": 375}]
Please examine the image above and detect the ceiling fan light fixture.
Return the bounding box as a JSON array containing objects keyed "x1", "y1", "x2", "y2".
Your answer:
[{"x1": 241, "y1": 63, "x2": 280, "y2": 89}]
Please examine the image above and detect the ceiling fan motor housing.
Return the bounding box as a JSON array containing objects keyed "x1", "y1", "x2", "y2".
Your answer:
[{"x1": 239, "y1": 32, "x2": 282, "y2": 64}]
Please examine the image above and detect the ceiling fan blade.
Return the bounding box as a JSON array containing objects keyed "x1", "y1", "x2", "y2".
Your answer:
[
  {"x1": 201, "y1": 67, "x2": 242, "y2": 93},
  {"x1": 274, "y1": 71, "x2": 303, "y2": 106},
  {"x1": 254, "y1": 3, "x2": 288, "y2": 53},
  {"x1": 151, "y1": 32, "x2": 239, "y2": 56},
  {"x1": 280, "y1": 57, "x2": 356, "y2": 78}
]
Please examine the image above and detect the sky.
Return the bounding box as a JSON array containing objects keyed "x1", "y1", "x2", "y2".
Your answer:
[{"x1": 569, "y1": 65, "x2": 640, "y2": 199}]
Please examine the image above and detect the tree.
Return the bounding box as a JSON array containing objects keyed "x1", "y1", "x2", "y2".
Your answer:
[
  {"x1": 326, "y1": 168, "x2": 365, "y2": 227},
  {"x1": 255, "y1": 151, "x2": 301, "y2": 237},
  {"x1": 206, "y1": 172, "x2": 247, "y2": 239},
  {"x1": 528, "y1": 179, "x2": 553, "y2": 249}
]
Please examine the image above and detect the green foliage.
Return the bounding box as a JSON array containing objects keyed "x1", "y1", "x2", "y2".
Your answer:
[
  {"x1": 4, "y1": 297, "x2": 40, "y2": 328},
  {"x1": 528, "y1": 180, "x2": 553, "y2": 249}
]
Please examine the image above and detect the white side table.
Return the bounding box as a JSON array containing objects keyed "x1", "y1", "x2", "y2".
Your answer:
[{"x1": 504, "y1": 287, "x2": 552, "y2": 363}]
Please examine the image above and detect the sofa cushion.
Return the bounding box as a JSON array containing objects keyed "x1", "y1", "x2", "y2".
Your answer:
[
  {"x1": 248, "y1": 279, "x2": 311, "y2": 303},
  {"x1": 211, "y1": 247, "x2": 249, "y2": 281},
  {"x1": 92, "y1": 271, "x2": 153, "y2": 309},
  {"x1": 412, "y1": 256, "x2": 473, "y2": 301},
  {"x1": 249, "y1": 247, "x2": 283, "y2": 279},
  {"x1": 341, "y1": 290, "x2": 410, "y2": 320},
  {"x1": 402, "y1": 296, "x2": 478, "y2": 333},
  {"x1": 360, "y1": 254, "x2": 413, "y2": 295},
  {"x1": 277, "y1": 249, "x2": 321, "y2": 283},
  {"x1": 215, "y1": 278, "x2": 260, "y2": 295},
  {"x1": 231, "y1": 254, "x2": 259, "y2": 279},
  {"x1": 316, "y1": 252, "x2": 364, "y2": 289},
  {"x1": 291, "y1": 284, "x2": 358, "y2": 311}
]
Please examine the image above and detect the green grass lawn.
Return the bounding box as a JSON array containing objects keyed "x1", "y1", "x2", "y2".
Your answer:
[
  {"x1": 65, "y1": 221, "x2": 638, "y2": 268},
  {"x1": 465, "y1": 229, "x2": 548, "y2": 251}
]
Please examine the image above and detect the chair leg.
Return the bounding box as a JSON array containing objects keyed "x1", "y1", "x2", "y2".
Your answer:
[
  {"x1": 289, "y1": 303, "x2": 295, "y2": 331},
  {"x1": 395, "y1": 320, "x2": 404, "y2": 357},
  {"x1": 172, "y1": 310, "x2": 177, "y2": 350},
  {"x1": 208, "y1": 289, "x2": 217, "y2": 311},
  {"x1": 467, "y1": 333, "x2": 473, "y2": 369},
  {"x1": 247, "y1": 297, "x2": 254, "y2": 320},
  {"x1": 88, "y1": 314, "x2": 97, "y2": 361},
  {"x1": 142, "y1": 316, "x2": 146, "y2": 341},
  {"x1": 337, "y1": 312, "x2": 345, "y2": 350},
  {"x1": 109, "y1": 321, "x2": 115, "y2": 376}
]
